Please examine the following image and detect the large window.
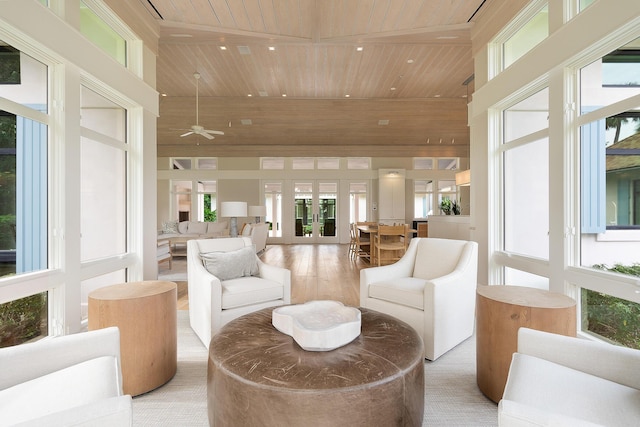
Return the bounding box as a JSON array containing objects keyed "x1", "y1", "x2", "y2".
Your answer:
[
  {"x1": 484, "y1": 1, "x2": 640, "y2": 349},
  {"x1": 503, "y1": 88, "x2": 550, "y2": 261},
  {"x1": 577, "y1": 38, "x2": 640, "y2": 348},
  {"x1": 80, "y1": 87, "x2": 126, "y2": 262},
  {"x1": 1, "y1": 1, "x2": 153, "y2": 346},
  {"x1": 0, "y1": 42, "x2": 49, "y2": 346}
]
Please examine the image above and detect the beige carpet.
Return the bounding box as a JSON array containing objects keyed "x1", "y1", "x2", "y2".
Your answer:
[
  {"x1": 158, "y1": 256, "x2": 187, "y2": 282},
  {"x1": 132, "y1": 311, "x2": 498, "y2": 426}
]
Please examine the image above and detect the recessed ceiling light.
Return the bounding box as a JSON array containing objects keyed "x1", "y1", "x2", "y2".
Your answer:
[
  {"x1": 247, "y1": 94, "x2": 252, "y2": 97},
  {"x1": 219, "y1": 46, "x2": 227, "y2": 50},
  {"x1": 237, "y1": 46, "x2": 251, "y2": 55},
  {"x1": 161, "y1": 93, "x2": 167, "y2": 97},
  {"x1": 268, "y1": 46, "x2": 276, "y2": 51},
  {"x1": 407, "y1": 59, "x2": 414, "y2": 64},
  {"x1": 390, "y1": 87, "x2": 396, "y2": 91},
  {"x1": 345, "y1": 94, "x2": 350, "y2": 98},
  {"x1": 434, "y1": 94, "x2": 441, "y2": 98},
  {"x1": 378, "y1": 119, "x2": 389, "y2": 125},
  {"x1": 282, "y1": 94, "x2": 287, "y2": 97},
  {"x1": 356, "y1": 46, "x2": 363, "y2": 51},
  {"x1": 240, "y1": 119, "x2": 252, "y2": 125},
  {"x1": 462, "y1": 94, "x2": 468, "y2": 98}
]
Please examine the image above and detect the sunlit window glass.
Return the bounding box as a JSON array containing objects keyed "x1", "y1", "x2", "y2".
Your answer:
[
  {"x1": 414, "y1": 180, "x2": 433, "y2": 218},
  {"x1": 503, "y1": 5, "x2": 548, "y2": 69},
  {"x1": 80, "y1": 1, "x2": 126, "y2": 66}
]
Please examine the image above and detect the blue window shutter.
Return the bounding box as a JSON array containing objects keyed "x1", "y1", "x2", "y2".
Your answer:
[
  {"x1": 16, "y1": 116, "x2": 47, "y2": 273},
  {"x1": 580, "y1": 111, "x2": 606, "y2": 233}
]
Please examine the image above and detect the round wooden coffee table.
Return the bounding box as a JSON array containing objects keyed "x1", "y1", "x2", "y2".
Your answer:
[
  {"x1": 476, "y1": 285, "x2": 576, "y2": 403},
  {"x1": 208, "y1": 307, "x2": 424, "y2": 426},
  {"x1": 88, "y1": 280, "x2": 177, "y2": 396}
]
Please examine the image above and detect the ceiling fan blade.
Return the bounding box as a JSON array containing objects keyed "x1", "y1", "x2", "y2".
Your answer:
[
  {"x1": 203, "y1": 129, "x2": 225, "y2": 135},
  {"x1": 199, "y1": 131, "x2": 215, "y2": 140},
  {"x1": 180, "y1": 131, "x2": 194, "y2": 137}
]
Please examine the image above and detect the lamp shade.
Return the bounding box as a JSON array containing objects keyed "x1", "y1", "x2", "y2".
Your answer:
[
  {"x1": 220, "y1": 201, "x2": 247, "y2": 217},
  {"x1": 248, "y1": 205, "x2": 266, "y2": 217},
  {"x1": 455, "y1": 169, "x2": 471, "y2": 186}
]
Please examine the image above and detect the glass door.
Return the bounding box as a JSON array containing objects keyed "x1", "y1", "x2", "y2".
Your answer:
[
  {"x1": 264, "y1": 182, "x2": 282, "y2": 239},
  {"x1": 293, "y1": 181, "x2": 338, "y2": 243}
]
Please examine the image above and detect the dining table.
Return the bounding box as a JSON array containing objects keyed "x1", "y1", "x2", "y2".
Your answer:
[{"x1": 356, "y1": 224, "x2": 417, "y2": 265}]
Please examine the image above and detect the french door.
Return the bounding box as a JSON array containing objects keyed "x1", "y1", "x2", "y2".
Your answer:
[
  {"x1": 263, "y1": 181, "x2": 283, "y2": 240},
  {"x1": 292, "y1": 181, "x2": 338, "y2": 243}
]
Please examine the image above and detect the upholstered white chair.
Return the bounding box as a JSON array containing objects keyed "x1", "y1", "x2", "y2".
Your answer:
[
  {"x1": 0, "y1": 327, "x2": 132, "y2": 426},
  {"x1": 499, "y1": 327, "x2": 640, "y2": 426},
  {"x1": 240, "y1": 222, "x2": 269, "y2": 253},
  {"x1": 187, "y1": 237, "x2": 291, "y2": 348},
  {"x1": 360, "y1": 237, "x2": 478, "y2": 360}
]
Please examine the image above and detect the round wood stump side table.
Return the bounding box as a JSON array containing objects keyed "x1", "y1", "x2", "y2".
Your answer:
[
  {"x1": 476, "y1": 285, "x2": 576, "y2": 403},
  {"x1": 88, "y1": 280, "x2": 177, "y2": 396}
]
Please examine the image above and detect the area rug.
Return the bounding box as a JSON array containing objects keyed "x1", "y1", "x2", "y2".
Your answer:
[{"x1": 132, "y1": 311, "x2": 498, "y2": 426}]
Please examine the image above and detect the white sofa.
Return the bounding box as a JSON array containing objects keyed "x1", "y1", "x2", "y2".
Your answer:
[
  {"x1": 159, "y1": 220, "x2": 229, "y2": 239},
  {"x1": 240, "y1": 222, "x2": 269, "y2": 253},
  {"x1": 499, "y1": 327, "x2": 640, "y2": 426},
  {"x1": 0, "y1": 326, "x2": 132, "y2": 426},
  {"x1": 187, "y1": 237, "x2": 291, "y2": 348},
  {"x1": 360, "y1": 237, "x2": 478, "y2": 360}
]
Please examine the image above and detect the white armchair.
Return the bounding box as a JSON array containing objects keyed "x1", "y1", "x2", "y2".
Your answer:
[
  {"x1": 360, "y1": 237, "x2": 478, "y2": 360},
  {"x1": 241, "y1": 222, "x2": 269, "y2": 253},
  {"x1": 499, "y1": 327, "x2": 640, "y2": 426},
  {"x1": 187, "y1": 237, "x2": 291, "y2": 348},
  {"x1": 0, "y1": 327, "x2": 132, "y2": 426}
]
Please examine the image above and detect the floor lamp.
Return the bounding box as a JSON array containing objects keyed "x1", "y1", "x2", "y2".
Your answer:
[{"x1": 221, "y1": 202, "x2": 247, "y2": 237}]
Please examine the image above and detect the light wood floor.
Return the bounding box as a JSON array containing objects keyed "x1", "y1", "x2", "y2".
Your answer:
[{"x1": 176, "y1": 244, "x2": 371, "y2": 309}]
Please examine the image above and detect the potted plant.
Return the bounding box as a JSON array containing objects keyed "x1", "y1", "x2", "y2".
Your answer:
[
  {"x1": 440, "y1": 198, "x2": 452, "y2": 215},
  {"x1": 452, "y1": 200, "x2": 461, "y2": 215}
]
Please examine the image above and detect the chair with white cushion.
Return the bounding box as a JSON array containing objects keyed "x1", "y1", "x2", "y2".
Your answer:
[
  {"x1": 360, "y1": 237, "x2": 478, "y2": 360},
  {"x1": 187, "y1": 237, "x2": 291, "y2": 348},
  {"x1": 499, "y1": 327, "x2": 640, "y2": 426},
  {"x1": 0, "y1": 327, "x2": 132, "y2": 426}
]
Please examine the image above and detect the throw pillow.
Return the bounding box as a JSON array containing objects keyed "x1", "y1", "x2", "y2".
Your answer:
[
  {"x1": 241, "y1": 223, "x2": 252, "y2": 236},
  {"x1": 187, "y1": 221, "x2": 208, "y2": 235},
  {"x1": 162, "y1": 220, "x2": 179, "y2": 234},
  {"x1": 201, "y1": 246, "x2": 259, "y2": 281}
]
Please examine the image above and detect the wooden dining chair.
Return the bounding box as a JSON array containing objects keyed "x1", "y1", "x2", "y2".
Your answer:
[
  {"x1": 348, "y1": 223, "x2": 357, "y2": 258},
  {"x1": 375, "y1": 224, "x2": 407, "y2": 266},
  {"x1": 353, "y1": 223, "x2": 372, "y2": 262}
]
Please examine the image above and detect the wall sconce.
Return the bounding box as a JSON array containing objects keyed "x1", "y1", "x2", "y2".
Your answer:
[
  {"x1": 455, "y1": 169, "x2": 471, "y2": 186},
  {"x1": 221, "y1": 201, "x2": 247, "y2": 237},
  {"x1": 248, "y1": 205, "x2": 266, "y2": 223}
]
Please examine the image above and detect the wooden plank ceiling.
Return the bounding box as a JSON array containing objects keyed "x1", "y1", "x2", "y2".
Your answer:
[{"x1": 137, "y1": 0, "x2": 482, "y2": 157}]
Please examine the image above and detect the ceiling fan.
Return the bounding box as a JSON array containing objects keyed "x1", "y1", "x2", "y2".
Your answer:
[{"x1": 179, "y1": 72, "x2": 224, "y2": 140}]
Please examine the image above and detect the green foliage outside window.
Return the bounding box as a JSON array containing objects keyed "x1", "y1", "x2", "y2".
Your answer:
[
  {"x1": 0, "y1": 113, "x2": 16, "y2": 252},
  {"x1": 583, "y1": 263, "x2": 640, "y2": 349},
  {"x1": 203, "y1": 194, "x2": 217, "y2": 222},
  {"x1": 0, "y1": 293, "x2": 46, "y2": 348}
]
